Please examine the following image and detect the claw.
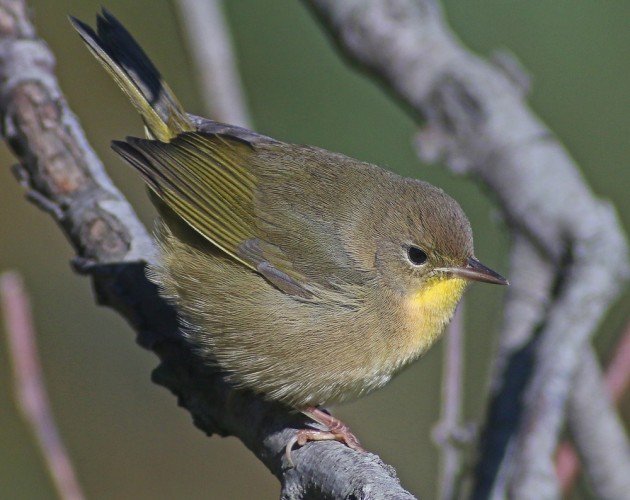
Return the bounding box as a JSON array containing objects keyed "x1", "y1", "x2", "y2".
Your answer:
[{"x1": 284, "y1": 407, "x2": 365, "y2": 467}]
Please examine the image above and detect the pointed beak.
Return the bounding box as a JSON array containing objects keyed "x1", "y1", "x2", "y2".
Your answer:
[{"x1": 435, "y1": 257, "x2": 509, "y2": 285}]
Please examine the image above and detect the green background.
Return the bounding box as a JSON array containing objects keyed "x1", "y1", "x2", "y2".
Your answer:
[{"x1": 0, "y1": 1, "x2": 627, "y2": 498}]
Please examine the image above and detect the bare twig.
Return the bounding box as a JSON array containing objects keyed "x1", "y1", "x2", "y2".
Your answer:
[
  {"x1": 0, "y1": 1, "x2": 414, "y2": 497},
  {"x1": 432, "y1": 301, "x2": 468, "y2": 500},
  {"x1": 174, "y1": 0, "x2": 252, "y2": 127},
  {"x1": 557, "y1": 320, "x2": 630, "y2": 496},
  {"x1": 304, "y1": 1, "x2": 629, "y2": 498},
  {"x1": 563, "y1": 344, "x2": 630, "y2": 499},
  {"x1": 4, "y1": 0, "x2": 627, "y2": 497},
  {"x1": 477, "y1": 233, "x2": 554, "y2": 497},
  {"x1": 482, "y1": 234, "x2": 630, "y2": 498},
  {"x1": 602, "y1": 318, "x2": 630, "y2": 402},
  {"x1": 1, "y1": 272, "x2": 86, "y2": 500}
]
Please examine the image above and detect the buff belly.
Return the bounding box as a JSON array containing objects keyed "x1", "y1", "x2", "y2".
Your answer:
[{"x1": 151, "y1": 222, "x2": 467, "y2": 408}]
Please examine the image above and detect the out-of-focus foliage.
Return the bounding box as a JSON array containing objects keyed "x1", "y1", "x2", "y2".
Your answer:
[{"x1": 0, "y1": 1, "x2": 627, "y2": 498}]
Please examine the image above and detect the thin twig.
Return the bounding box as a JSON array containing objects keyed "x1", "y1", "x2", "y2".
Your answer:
[
  {"x1": 174, "y1": 0, "x2": 252, "y2": 127},
  {"x1": 432, "y1": 300, "x2": 467, "y2": 500},
  {"x1": 562, "y1": 344, "x2": 630, "y2": 499},
  {"x1": 1, "y1": 272, "x2": 86, "y2": 500},
  {"x1": 478, "y1": 233, "x2": 554, "y2": 497},
  {"x1": 602, "y1": 318, "x2": 630, "y2": 401},
  {"x1": 557, "y1": 320, "x2": 630, "y2": 495}
]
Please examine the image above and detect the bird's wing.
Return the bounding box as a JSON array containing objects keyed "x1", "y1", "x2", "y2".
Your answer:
[{"x1": 112, "y1": 131, "x2": 374, "y2": 299}]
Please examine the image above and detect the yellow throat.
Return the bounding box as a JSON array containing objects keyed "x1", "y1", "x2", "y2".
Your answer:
[{"x1": 405, "y1": 276, "x2": 467, "y2": 356}]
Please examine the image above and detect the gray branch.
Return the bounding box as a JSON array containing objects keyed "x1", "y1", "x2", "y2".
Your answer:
[
  {"x1": 4, "y1": 0, "x2": 628, "y2": 497},
  {"x1": 305, "y1": 0, "x2": 629, "y2": 497},
  {"x1": 477, "y1": 233, "x2": 554, "y2": 497},
  {"x1": 432, "y1": 301, "x2": 469, "y2": 500},
  {"x1": 557, "y1": 318, "x2": 630, "y2": 495},
  {"x1": 0, "y1": 1, "x2": 414, "y2": 498},
  {"x1": 566, "y1": 345, "x2": 630, "y2": 499},
  {"x1": 174, "y1": 0, "x2": 252, "y2": 127},
  {"x1": 1, "y1": 272, "x2": 86, "y2": 500}
]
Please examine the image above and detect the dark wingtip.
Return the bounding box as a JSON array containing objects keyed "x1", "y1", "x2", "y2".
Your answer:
[
  {"x1": 98, "y1": 7, "x2": 115, "y2": 23},
  {"x1": 100, "y1": 7, "x2": 122, "y2": 28},
  {"x1": 112, "y1": 137, "x2": 150, "y2": 153},
  {"x1": 68, "y1": 15, "x2": 93, "y2": 36},
  {"x1": 124, "y1": 135, "x2": 150, "y2": 147},
  {"x1": 110, "y1": 139, "x2": 137, "y2": 160},
  {"x1": 110, "y1": 139, "x2": 127, "y2": 151}
]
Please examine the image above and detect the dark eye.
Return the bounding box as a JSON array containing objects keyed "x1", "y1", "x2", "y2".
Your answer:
[{"x1": 407, "y1": 246, "x2": 428, "y2": 266}]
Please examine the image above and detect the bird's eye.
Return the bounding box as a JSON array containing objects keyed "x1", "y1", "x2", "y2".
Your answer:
[{"x1": 406, "y1": 246, "x2": 428, "y2": 266}]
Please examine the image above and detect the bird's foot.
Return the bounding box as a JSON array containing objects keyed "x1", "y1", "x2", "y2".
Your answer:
[{"x1": 284, "y1": 407, "x2": 365, "y2": 467}]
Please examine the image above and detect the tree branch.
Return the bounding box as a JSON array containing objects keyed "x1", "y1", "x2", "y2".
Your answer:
[
  {"x1": 475, "y1": 232, "x2": 557, "y2": 497},
  {"x1": 0, "y1": 1, "x2": 414, "y2": 498},
  {"x1": 432, "y1": 301, "x2": 470, "y2": 500},
  {"x1": 304, "y1": 0, "x2": 629, "y2": 497},
  {"x1": 4, "y1": 0, "x2": 627, "y2": 497},
  {"x1": 174, "y1": 0, "x2": 252, "y2": 127},
  {"x1": 559, "y1": 322, "x2": 630, "y2": 497},
  {"x1": 564, "y1": 345, "x2": 630, "y2": 499},
  {"x1": 1, "y1": 271, "x2": 86, "y2": 500}
]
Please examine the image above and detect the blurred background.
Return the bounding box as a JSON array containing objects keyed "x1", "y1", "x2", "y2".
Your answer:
[{"x1": 0, "y1": 1, "x2": 627, "y2": 498}]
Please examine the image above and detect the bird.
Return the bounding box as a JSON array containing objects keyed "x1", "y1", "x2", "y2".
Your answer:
[{"x1": 70, "y1": 10, "x2": 507, "y2": 463}]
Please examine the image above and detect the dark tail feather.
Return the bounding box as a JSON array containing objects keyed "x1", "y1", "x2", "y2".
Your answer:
[{"x1": 70, "y1": 10, "x2": 192, "y2": 141}]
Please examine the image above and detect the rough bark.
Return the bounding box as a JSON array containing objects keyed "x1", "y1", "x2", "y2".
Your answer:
[
  {"x1": 0, "y1": 1, "x2": 414, "y2": 498},
  {"x1": 304, "y1": 1, "x2": 629, "y2": 498},
  {"x1": 3, "y1": 0, "x2": 628, "y2": 498}
]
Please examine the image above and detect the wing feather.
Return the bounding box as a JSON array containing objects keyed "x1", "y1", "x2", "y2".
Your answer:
[{"x1": 112, "y1": 132, "x2": 315, "y2": 298}]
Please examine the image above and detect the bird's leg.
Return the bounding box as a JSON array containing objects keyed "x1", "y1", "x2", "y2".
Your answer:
[
  {"x1": 285, "y1": 406, "x2": 365, "y2": 466},
  {"x1": 303, "y1": 407, "x2": 364, "y2": 450}
]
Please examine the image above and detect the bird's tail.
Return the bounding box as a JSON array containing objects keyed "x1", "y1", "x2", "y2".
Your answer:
[{"x1": 70, "y1": 10, "x2": 193, "y2": 142}]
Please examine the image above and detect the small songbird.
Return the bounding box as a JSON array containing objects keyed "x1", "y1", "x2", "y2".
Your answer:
[{"x1": 71, "y1": 11, "x2": 507, "y2": 461}]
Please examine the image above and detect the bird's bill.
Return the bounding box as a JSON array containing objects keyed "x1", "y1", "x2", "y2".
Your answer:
[{"x1": 435, "y1": 257, "x2": 509, "y2": 285}]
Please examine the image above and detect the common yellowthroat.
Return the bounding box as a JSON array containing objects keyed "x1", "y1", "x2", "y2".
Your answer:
[{"x1": 71, "y1": 11, "x2": 507, "y2": 460}]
